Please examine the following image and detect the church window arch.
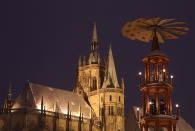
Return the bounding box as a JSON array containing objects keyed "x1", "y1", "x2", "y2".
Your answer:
[{"x1": 110, "y1": 95, "x2": 112, "y2": 101}]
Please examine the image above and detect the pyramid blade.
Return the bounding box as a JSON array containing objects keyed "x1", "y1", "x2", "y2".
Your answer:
[{"x1": 158, "y1": 19, "x2": 176, "y2": 25}]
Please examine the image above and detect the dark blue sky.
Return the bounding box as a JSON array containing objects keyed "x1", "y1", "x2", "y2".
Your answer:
[{"x1": 0, "y1": 0, "x2": 194, "y2": 128}]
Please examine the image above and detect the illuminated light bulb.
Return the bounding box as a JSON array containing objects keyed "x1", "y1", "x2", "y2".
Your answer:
[
  {"x1": 163, "y1": 69, "x2": 166, "y2": 73},
  {"x1": 176, "y1": 104, "x2": 179, "y2": 108},
  {"x1": 137, "y1": 107, "x2": 140, "y2": 111},
  {"x1": 138, "y1": 72, "x2": 142, "y2": 76},
  {"x1": 149, "y1": 101, "x2": 152, "y2": 105},
  {"x1": 171, "y1": 75, "x2": 174, "y2": 79}
]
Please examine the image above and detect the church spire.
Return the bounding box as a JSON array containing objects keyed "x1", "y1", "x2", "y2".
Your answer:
[
  {"x1": 88, "y1": 23, "x2": 100, "y2": 64},
  {"x1": 91, "y1": 22, "x2": 99, "y2": 52},
  {"x1": 102, "y1": 44, "x2": 119, "y2": 88},
  {"x1": 92, "y1": 22, "x2": 98, "y2": 43}
]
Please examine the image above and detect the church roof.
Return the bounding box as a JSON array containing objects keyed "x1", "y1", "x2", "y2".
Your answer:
[
  {"x1": 102, "y1": 45, "x2": 119, "y2": 88},
  {"x1": 12, "y1": 82, "x2": 92, "y2": 119}
]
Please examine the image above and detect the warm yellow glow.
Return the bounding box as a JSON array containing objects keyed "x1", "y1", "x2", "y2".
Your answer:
[
  {"x1": 149, "y1": 101, "x2": 152, "y2": 105},
  {"x1": 136, "y1": 107, "x2": 140, "y2": 111},
  {"x1": 35, "y1": 100, "x2": 85, "y2": 118},
  {"x1": 163, "y1": 69, "x2": 166, "y2": 73},
  {"x1": 138, "y1": 72, "x2": 142, "y2": 76}
]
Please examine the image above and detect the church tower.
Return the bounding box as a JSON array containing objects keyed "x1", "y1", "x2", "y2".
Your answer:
[
  {"x1": 77, "y1": 23, "x2": 104, "y2": 94},
  {"x1": 100, "y1": 45, "x2": 125, "y2": 131},
  {"x1": 75, "y1": 23, "x2": 125, "y2": 131}
]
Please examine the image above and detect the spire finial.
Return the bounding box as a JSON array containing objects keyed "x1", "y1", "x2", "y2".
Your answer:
[
  {"x1": 78, "y1": 56, "x2": 82, "y2": 66},
  {"x1": 8, "y1": 81, "x2": 12, "y2": 100},
  {"x1": 92, "y1": 22, "x2": 98, "y2": 43},
  {"x1": 109, "y1": 42, "x2": 112, "y2": 50},
  {"x1": 41, "y1": 96, "x2": 44, "y2": 114},
  {"x1": 121, "y1": 78, "x2": 125, "y2": 91}
]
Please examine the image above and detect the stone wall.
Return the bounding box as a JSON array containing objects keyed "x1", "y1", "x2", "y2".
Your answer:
[{"x1": 0, "y1": 110, "x2": 101, "y2": 131}]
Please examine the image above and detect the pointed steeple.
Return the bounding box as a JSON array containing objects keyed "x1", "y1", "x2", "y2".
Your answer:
[
  {"x1": 92, "y1": 22, "x2": 98, "y2": 43},
  {"x1": 102, "y1": 44, "x2": 119, "y2": 88},
  {"x1": 78, "y1": 56, "x2": 82, "y2": 66},
  {"x1": 91, "y1": 22, "x2": 99, "y2": 52},
  {"x1": 88, "y1": 23, "x2": 101, "y2": 65}
]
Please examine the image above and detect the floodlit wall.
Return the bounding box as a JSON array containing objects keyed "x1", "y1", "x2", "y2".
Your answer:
[{"x1": 0, "y1": 110, "x2": 101, "y2": 131}]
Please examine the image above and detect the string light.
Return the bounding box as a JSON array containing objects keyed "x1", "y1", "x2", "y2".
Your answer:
[{"x1": 171, "y1": 75, "x2": 174, "y2": 79}]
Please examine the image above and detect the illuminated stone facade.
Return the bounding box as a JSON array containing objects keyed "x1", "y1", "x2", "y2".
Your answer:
[
  {"x1": 0, "y1": 23, "x2": 193, "y2": 131},
  {"x1": 0, "y1": 23, "x2": 124, "y2": 131},
  {"x1": 0, "y1": 82, "x2": 101, "y2": 131},
  {"x1": 75, "y1": 23, "x2": 125, "y2": 131}
]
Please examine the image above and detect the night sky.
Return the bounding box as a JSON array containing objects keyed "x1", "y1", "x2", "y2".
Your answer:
[{"x1": 0, "y1": 0, "x2": 194, "y2": 128}]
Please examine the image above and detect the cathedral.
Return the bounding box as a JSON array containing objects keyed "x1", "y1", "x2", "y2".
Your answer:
[
  {"x1": 0, "y1": 23, "x2": 124, "y2": 131},
  {"x1": 0, "y1": 23, "x2": 194, "y2": 131}
]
